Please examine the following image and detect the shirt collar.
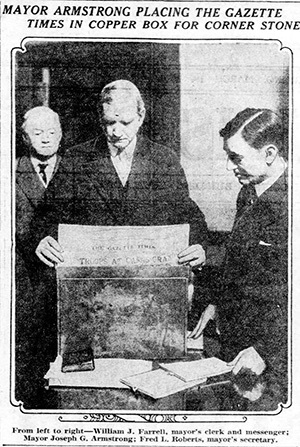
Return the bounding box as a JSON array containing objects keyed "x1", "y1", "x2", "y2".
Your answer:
[
  {"x1": 30, "y1": 154, "x2": 57, "y2": 170},
  {"x1": 255, "y1": 158, "x2": 287, "y2": 197},
  {"x1": 108, "y1": 136, "x2": 137, "y2": 159}
]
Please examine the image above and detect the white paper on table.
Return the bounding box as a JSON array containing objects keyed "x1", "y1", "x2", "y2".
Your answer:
[
  {"x1": 44, "y1": 356, "x2": 152, "y2": 389},
  {"x1": 120, "y1": 369, "x2": 205, "y2": 400},
  {"x1": 160, "y1": 357, "x2": 233, "y2": 382}
]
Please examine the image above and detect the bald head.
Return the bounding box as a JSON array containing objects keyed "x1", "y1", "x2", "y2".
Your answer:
[{"x1": 22, "y1": 106, "x2": 62, "y2": 159}]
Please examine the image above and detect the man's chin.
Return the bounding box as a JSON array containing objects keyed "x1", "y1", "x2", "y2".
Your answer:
[{"x1": 33, "y1": 149, "x2": 58, "y2": 160}]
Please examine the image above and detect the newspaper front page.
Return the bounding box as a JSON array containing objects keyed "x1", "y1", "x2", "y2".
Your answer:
[{"x1": 1, "y1": 0, "x2": 299, "y2": 445}]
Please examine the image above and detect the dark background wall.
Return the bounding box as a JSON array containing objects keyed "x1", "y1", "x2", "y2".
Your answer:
[{"x1": 15, "y1": 41, "x2": 181, "y2": 157}]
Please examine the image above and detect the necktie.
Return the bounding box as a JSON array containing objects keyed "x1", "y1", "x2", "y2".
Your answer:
[
  {"x1": 38, "y1": 163, "x2": 48, "y2": 185},
  {"x1": 246, "y1": 184, "x2": 257, "y2": 207},
  {"x1": 236, "y1": 184, "x2": 257, "y2": 219}
]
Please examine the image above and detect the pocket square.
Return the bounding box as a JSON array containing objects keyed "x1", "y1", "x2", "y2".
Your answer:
[{"x1": 259, "y1": 240, "x2": 272, "y2": 246}]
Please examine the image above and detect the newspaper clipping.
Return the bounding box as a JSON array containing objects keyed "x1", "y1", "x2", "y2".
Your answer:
[{"x1": 0, "y1": 0, "x2": 299, "y2": 446}]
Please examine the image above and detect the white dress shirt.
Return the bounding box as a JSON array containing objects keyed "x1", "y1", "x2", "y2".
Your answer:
[
  {"x1": 31, "y1": 154, "x2": 57, "y2": 187},
  {"x1": 108, "y1": 137, "x2": 136, "y2": 187}
]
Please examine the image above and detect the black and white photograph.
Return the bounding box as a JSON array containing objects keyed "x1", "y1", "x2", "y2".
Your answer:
[
  {"x1": 13, "y1": 39, "x2": 290, "y2": 412},
  {"x1": 0, "y1": 1, "x2": 299, "y2": 446}
]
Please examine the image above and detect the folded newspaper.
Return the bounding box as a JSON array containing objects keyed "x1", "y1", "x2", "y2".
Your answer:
[{"x1": 120, "y1": 357, "x2": 233, "y2": 399}]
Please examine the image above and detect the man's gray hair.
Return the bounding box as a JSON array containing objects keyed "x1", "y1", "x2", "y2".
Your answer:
[
  {"x1": 22, "y1": 106, "x2": 61, "y2": 135},
  {"x1": 98, "y1": 80, "x2": 145, "y2": 119}
]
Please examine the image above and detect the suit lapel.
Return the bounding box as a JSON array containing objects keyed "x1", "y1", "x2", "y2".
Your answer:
[
  {"x1": 89, "y1": 137, "x2": 124, "y2": 190},
  {"x1": 16, "y1": 154, "x2": 63, "y2": 198},
  {"x1": 126, "y1": 136, "x2": 152, "y2": 198},
  {"x1": 51, "y1": 154, "x2": 62, "y2": 179},
  {"x1": 230, "y1": 172, "x2": 288, "y2": 243},
  {"x1": 85, "y1": 135, "x2": 153, "y2": 223},
  {"x1": 16, "y1": 156, "x2": 46, "y2": 202},
  {"x1": 83, "y1": 138, "x2": 125, "y2": 221}
]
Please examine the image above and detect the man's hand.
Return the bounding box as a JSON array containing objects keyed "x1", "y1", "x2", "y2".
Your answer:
[
  {"x1": 228, "y1": 347, "x2": 266, "y2": 376},
  {"x1": 188, "y1": 304, "x2": 216, "y2": 339},
  {"x1": 35, "y1": 236, "x2": 64, "y2": 267},
  {"x1": 178, "y1": 244, "x2": 206, "y2": 270}
]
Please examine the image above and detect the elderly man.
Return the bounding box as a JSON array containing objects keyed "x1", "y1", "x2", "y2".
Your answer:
[
  {"x1": 16, "y1": 106, "x2": 62, "y2": 252},
  {"x1": 16, "y1": 106, "x2": 63, "y2": 408},
  {"x1": 190, "y1": 108, "x2": 288, "y2": 410},
  {"x1": 35, "y1": 80, "x2": 208, "y2": 269}
]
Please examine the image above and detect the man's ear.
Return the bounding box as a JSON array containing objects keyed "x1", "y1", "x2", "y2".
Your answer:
[
  {"x1": 264, "y1": 144, "x2": 278, "y2": 165},
  {"x1": 22, "y1": 131, "x2": 31, "y2": 147},
  {"x1": 138, "y1": 108, "x2": 145, "y2": 127},
  {"x1": 58, "y1": 128, "x2": 63, "y2": 144}
]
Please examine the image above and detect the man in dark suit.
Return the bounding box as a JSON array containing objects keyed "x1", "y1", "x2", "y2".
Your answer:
[
  {"x1": 16, "y1": 106, "x2": 62, "y2": 252},
  {"x1": 190, "y1": 108, "x2": 288, "y2": 410},
  {"x1": 35, "y1": 80, "x2": 208, "y2": 269},
  {"x1": 16, "y1": 106, "x2": 62, "y2": 408}
]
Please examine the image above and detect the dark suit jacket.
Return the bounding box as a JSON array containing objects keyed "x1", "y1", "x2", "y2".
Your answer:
[
  {"x1": 15, "y1": 154, "x2": 61, "y2": 408},
  {"x1": 218, "y1": 172, "x2": 288, "y2": 400},
  {"x1": 16, "y1": 154, "x2": 61, "y2": 260},
  {"x1": 34, "y1": 134, "x2": 208, "y2": 248}
]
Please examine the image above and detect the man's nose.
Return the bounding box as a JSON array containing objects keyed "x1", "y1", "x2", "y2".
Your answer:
[
  {"x1": 226, "y1": 157, "x2": 237, "y2": 171},
  {"x1": 112, "y1": 123, "x2": 123, "y2": 136},
  {"x1": 41, "y1": 132, "x2": 50, "y2": 142}
]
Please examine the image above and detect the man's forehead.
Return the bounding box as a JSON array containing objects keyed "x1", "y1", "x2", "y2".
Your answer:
[
  {"x1": 26, "y1": 111, "x2": 60, "y2": 129},
  {"x1": 103, "y1": 93, "x2": 138, "y2": 114},
  {"x1": 225, "y1": 130, "x2": 253, "y2": 154}
]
